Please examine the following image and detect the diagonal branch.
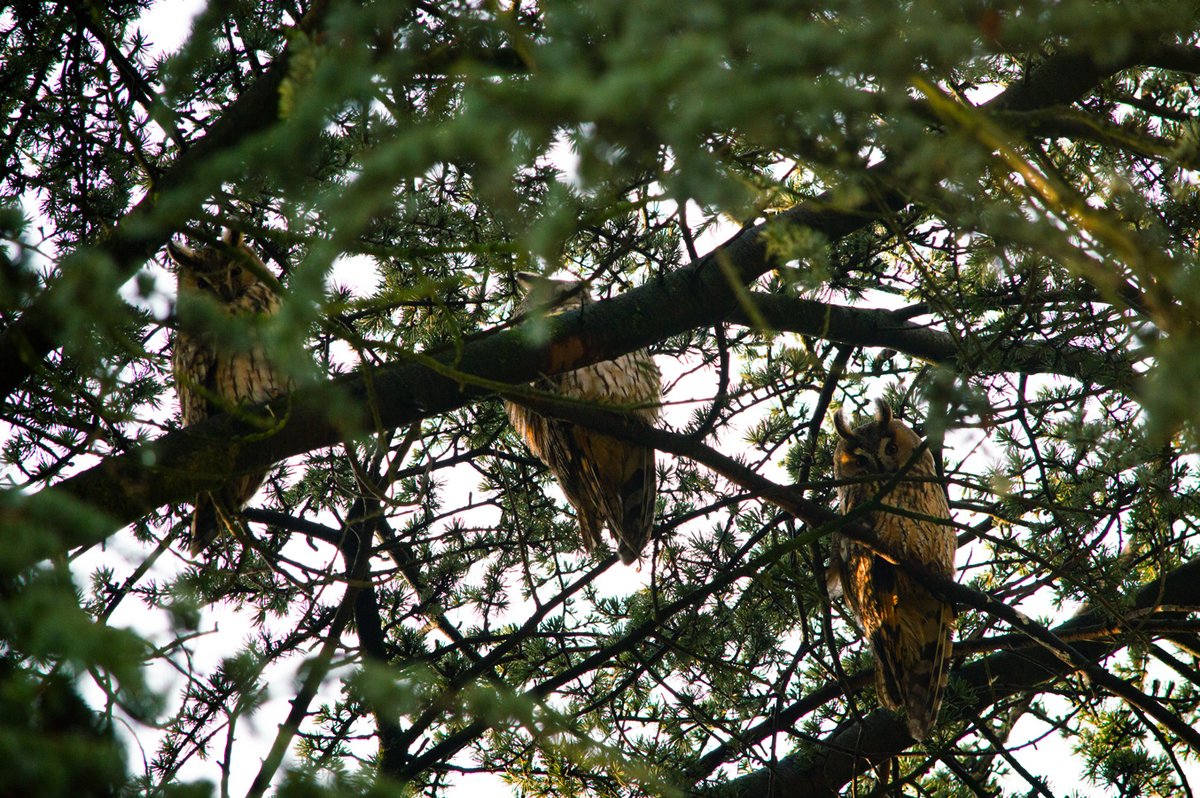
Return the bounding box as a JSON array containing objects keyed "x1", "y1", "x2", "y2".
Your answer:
[
  {"x1": 11, "y1": 42, "x2": 1174, "y2": 570},
  {"x1": 701, "y1": 556, "x2": 1200, "y2": 797},
  {"x1": 20, "y1": 186, "x2": 901, "y2": 571},
  {"x1": 729, "y1": 293, "x2": 1138, "y2": 390}
]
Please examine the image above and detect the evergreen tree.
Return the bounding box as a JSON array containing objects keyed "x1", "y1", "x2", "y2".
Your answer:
[{"x1": 2, "y1": 1, "x2": 1199, "y2": 795}]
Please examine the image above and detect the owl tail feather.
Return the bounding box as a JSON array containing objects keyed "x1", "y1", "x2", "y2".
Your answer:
[
  {"x1": 187, "y1": 495, "x2": 221, "y2": 554},
  {"x1": 612, "y1": 447, "x2": 656, "y2": 565},
  {"x1": 576, "y1": 504, "x2": 604, "y2": 555},
  {"x1": 871, "y1": 601, "x2": 955, "y2": 741},
  {"x1": 187, "y1": 493, "x2": 243, "y2": 554}
]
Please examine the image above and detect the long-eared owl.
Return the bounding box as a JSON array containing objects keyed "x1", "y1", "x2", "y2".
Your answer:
[
  {"x1": 504, "y1": 272, "x2": 662, "y2": 564},
  {"x1": 168, "y1": 230, "x2": 292, "y2": 553},
  {"x1": 830, "y1": 400, "x2": 956, "y2": 740}
]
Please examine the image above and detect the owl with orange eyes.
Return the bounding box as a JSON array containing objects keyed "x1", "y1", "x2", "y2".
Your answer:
[{"x1": 829, "y1": 400, "x2": 957, "y2": 740}]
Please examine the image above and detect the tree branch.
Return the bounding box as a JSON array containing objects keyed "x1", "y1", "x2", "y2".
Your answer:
[
  {"x1": 9, "y1": 42, "x2": 1164, "y2": 571},
  {"x1": 1137, "y1": 43, "x2": 1200, "y2": 75},
  {"x1": 732, "y1": 293, "x2": 1139, "y2": 390},
  {"x1": 14, "y1": 186, "x2": 899, "y2": 571},
  {"x1": 15, "y1": 201, "x2": 1143, "y2": 574},
  {"x1": 0, "y1": 1, "x2": 337, "y2": 403},
  {"x1": 701, "y1": 556, "x2": 1200, "y2": 797}
]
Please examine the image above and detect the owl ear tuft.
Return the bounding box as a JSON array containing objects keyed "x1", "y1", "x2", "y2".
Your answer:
[
  {"x1": 221, "y1": 228, "x2": 244, "y2": 248},
  {"x1": 833, "y1": 410, "x2": 854, "y2": 441},
  {"x1": 874, "y1": 400, "x2": 894, "y2": 430},
  {"x1": 166, "y1": 240, "x2": 199, "y2": 268},
  {"x1": 515, "y1": 271, "x2": 548, "y2": 294}
]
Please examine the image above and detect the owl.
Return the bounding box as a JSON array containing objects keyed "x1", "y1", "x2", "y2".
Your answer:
[
  {"x1": 504, "y1": 272, "x2": 662, "y2": 564},
  {"x1": 168, "y1": 230, "x2": 292, "y2": 552},
  {"x1": 830, "y1": 400, "x2": 956, "y2": 740}
]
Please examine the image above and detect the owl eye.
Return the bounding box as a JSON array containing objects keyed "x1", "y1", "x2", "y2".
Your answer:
[
  {"x1": 855, "y1": 454, "x2": 871, "y2": 468},
  {"x1": 884, "y1": 441, "x2": 898, "y2": 456}
]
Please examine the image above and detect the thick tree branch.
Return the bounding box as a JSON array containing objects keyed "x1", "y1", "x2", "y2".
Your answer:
[
  {"x1": 1138, "y1": 42, "x2": 1200, "y2": 75},
  {"x1": 12, "y1": 188, "x2": 898, "y2": 572},
  {"x1": 0, "y1": 1, "x2": 336, "y2": 403},
  {"x1": 733, "y1": 293, "x2": 1139, "y2": 390},
  {"x1": 983, "y1": 46, "x2": 1139, "y2": 113},
  {"x1": 686, "y1": 619, "x2": 1200, "y2": 784},
  {"x1": 14, "y1": 204, "x2": 1144, "y2": 573},
  {"x1": 703, "y1": 556, "x2": 1200, "y2": 797},
  {"x1": 7, "y1": 42, "x2": 1170, "y2": 571}
]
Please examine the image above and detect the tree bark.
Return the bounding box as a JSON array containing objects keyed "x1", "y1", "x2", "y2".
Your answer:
[{"x1": 701, "y1": 557, "x2": 1200, "y2": 797}]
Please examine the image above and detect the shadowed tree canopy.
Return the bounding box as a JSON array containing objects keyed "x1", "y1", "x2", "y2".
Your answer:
[{"x1": 3, "y1": 1, "x2": 1200, "y2": 796}]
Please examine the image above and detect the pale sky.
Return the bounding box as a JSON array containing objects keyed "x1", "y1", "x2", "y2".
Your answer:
[{"x1": 49, "y1": 3, "x2": 1193, "y2": 796}]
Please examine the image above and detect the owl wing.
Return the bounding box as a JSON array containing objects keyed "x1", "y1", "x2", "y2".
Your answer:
[
  {"x1": 867, "y1": 562, "x2": 955, "y2": 741},
  {"x1": 177, "y1": 286, "x2": 290, "y2": 553},
  {"x1": 503, "y1": 347, "x2": 660, "y2": 564},
  {"x1": 504, "y1": 408, "x2": 656, "y2": 563},
  {"x1": 568, "y1": 355, "x2": 659, "y2": 563},
  {"x1": 837, "y1": 521, "x2": 955, "y2": 741},
  {"x1": 570, "y1": 428, "x2": 655, "y2": 564},
  {"x1": 172, "y1": 332, "x2": 218, "y2": 427},
  {"x1": 506, "y1": 402, "x2": 606, "y2": 553},
  {"x1": 543, "y1": 419, "x2": 608, "y2": 554},
  {"x1": 621, "y1": 442, "x2": 657, "y2": 562}
]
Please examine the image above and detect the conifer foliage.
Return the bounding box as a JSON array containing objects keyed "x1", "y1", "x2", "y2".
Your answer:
[{"x1": 2, "y1": 2, "x2": 1200, "y2": 795}]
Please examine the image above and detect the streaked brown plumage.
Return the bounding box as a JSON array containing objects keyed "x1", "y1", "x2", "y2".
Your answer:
[
  {"x1": 168, "y1": 230, "x2": 291, "y2": 552},
  {"x1": 504, "y1": 272, "x2": 662, "y2": 564},
  {"x1": 829, "y1": 400, "x2": 956, "y2": 740}
]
